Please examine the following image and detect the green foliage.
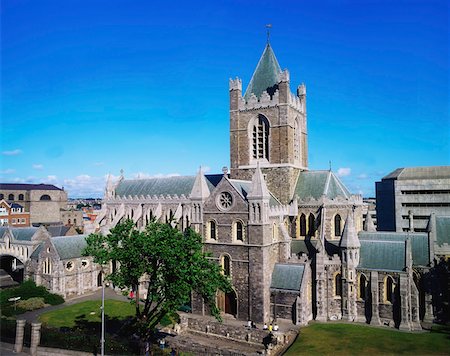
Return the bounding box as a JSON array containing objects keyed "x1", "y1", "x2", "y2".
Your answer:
[
  {"x1": 17, "y1": 297, "x2": 45, "y2": 311},
  {"x1": 84, "y1": 220, "x2": 232, "y2": 336},
  {"x1": 285, "y1": 323, "x2": 450, "y2": 355},
  {"x1": 0, "y1": 280, "x2": 64, "y2": 316}
]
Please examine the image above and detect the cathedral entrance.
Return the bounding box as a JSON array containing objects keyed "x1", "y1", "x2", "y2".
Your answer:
[
  {"x1": 217, "y1": 290, "x2": 237, "y2": 317},
  {"x1": 0, "y1": 255, "x2": 24, "y2": 286}
]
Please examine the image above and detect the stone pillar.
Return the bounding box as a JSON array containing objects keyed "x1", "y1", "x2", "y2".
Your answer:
[
  {"x1": 399, "y1": 274, "x2": 412, "y2": 331},
  {"x1": 30, "y1": 322, "x2": 42, "y2": 356},
  {"x1": 423, "y1": 293, "x2": 434, "y2": 323},
  {"x1": 369, "y1": 271, "x2": 381, "y2": 325},
  {"x1": 14, "y1": 319, "x2": 26, "y2": 353}
]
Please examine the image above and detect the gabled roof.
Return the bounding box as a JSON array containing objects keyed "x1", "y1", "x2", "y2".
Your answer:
[
  {"x1": 359, "y1": 231, "x2": 429, "y2": 267},
  {"x1": 294, "y1": 170, "x2": 351, "y2": 200},
  {"x1": 228, "y1": 179, "x2": 281, "y2": 207},
  {"x1": 243, "y1": 44, "x2": 282, "y2": 101},
  {"x1": 436, "y1": 216, "x2": 450, "y2": 246},
  {"x1": 382, "y1": 166, "x2": 450, "y2": 180},
  {"x1": 270, "y1": 263, "x2": 305, "y2": 292},
  {"x1": 52, "y1": 235, "x2": 88, "y2": 260},
  {"x1": 0, "y1": 183, "x2": 63, "y2": 191},
  {"x1": 115, "y1": 175, "x2": 217, "y2": 198},
  {"x1": 6, "y1": 227, "x2": 40, "y2": 241},
  {"x1": 46, "y1": 225, "x2": 72, "y2": 237}
]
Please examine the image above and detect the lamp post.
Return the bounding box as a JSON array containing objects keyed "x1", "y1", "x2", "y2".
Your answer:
[{"x1": 101, "y1": 274, "x2": 105, "y2": 356}]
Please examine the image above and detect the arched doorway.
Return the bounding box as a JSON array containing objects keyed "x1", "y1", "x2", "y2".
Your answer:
[
  {"x1": 97, "y1": 271, "x2": 103, "y2": 287},
  {"x1": 0, "y1": 255, "x2": 25, "y2": 285},
  {"x1": 217, "y1": 290, "x2": 238, "y2": 317}
]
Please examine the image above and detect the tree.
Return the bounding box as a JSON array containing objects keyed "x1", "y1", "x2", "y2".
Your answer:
[{"x1": 83, "y1": 220, "x2": 232, "y2": 337}]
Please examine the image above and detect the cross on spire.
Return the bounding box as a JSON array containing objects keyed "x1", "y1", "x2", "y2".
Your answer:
[{"x1": 266, "y1": 24, "x2": 272, "y2": 44}]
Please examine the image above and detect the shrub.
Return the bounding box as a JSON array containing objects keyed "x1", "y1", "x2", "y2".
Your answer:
[{"x1": 17, "y1": 297, "x2": 45, "y2": 311}]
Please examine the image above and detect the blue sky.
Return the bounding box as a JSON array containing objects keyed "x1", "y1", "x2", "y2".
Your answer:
[{"x1": 1, "y1": 0, "x2": 448, "y2": 198}]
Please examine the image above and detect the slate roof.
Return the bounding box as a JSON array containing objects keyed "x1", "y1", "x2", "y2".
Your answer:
[
  {"x1": 358, "y1": 240, "x2": 406, "y2": 271},
  {"x1": 8, "y1": 227, "x2": 39, "y2": 241},
  {"x1": 10, "y1": 203, "x2": 24, "y2": 209},
  {"x1": 0, "y1": 183, "x2": 63, "y2": 191},
  {"x1": 229, "y1": 179, "x2": 281, "y2": 207},
  {"x1": 436, "y1": 216, "x2": 450, "y2": 246},
  {"x1": 382, "y1": 166, "x2": 450, "y2": 180},
  {"x1": 294, "y1": 170, "x2": 351, "y2": 200},
  {"x1": 46, "y1": 225, "x2": 72, "y2": 237},
  {"x1": 115, "y1": 175, "x2": 217, "y2": 198},
  {"x1": 52, "y1": 235, "x2": 88, "y2": 260},
  {"x1": 270, "y1": 263, "x2": 305, "y2": 292},
  {"x1": 243, "y1": 44, "x2": 282, "y2": 101},
  {"x1": 359, "y1": 232, "x2": 429, "y2": 267}
]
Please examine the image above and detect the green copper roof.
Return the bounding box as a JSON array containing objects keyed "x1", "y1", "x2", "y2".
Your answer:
[
  {"x1": 359, "y1": 240, "x2": 406, "y2": 271},
  {"x1": 270, "y1": 263, "x2": 304, "y2": 292},
  {"x1": 229, "y1": 179, "x2": 281, "y2": 207},
  {"x1": 115, "y1": 176, "x2": 215, "y2": 198},
  {"x1": 52, "y1": 235, "x2": 88, "y2": 260},
  {"x1": 243, "y1": 44, "x2": 282, "y2": 101},
  {"x1": 294, "y1": 170, "x2": 351, "y2": 200},
  {"x1": 359, "y1": 232, "x2": 429, "y2": 267},
  {"x1": 436, "y1": 216, "x2": 450, "y2": 246}
]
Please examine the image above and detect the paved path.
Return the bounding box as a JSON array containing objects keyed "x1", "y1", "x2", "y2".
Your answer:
[{"x1": 19, "y1": 287, "x2": 128, "y2": 323}]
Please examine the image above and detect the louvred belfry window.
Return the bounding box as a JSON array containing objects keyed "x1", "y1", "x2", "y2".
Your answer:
[{"x1": 252, "y1": 115, "x2": 270, "y2": 160}]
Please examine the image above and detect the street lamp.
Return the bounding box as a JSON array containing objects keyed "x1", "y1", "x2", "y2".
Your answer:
[
  {"x1": 8, "y1": 296, "x2": 21, "y2": 310},
  {"x1": 100, "y1": 269, "x2": 109, "y2": 356}
]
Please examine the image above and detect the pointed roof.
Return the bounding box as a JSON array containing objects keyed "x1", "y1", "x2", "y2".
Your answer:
[
  {"x1": 364, "y1": 212, "x2": 376, "y2": 232},
  {"x1": 247, "y1": 163, "x2": 270, "y2": 200},
  {"x1": 243, "y1": 44, "x2": 282, "y2": 101},
  {"x1": 189, "y1": 168, "x2": 211, "y2": 200},
  {"x1": 293, "y1": 170, "x2": 351, "y2": 200},
  {"x1": 340, "y1": 211, "x2": 360, "y2": 248}
]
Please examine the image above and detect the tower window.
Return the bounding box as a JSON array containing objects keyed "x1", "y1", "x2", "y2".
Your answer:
[
  {"x1": 335, "y1": 273, "x2": 342, "y2": 297},
  {"x1": 252, "y1": 115, "x2": 270, "y2": 160},
  {"x1": 222, "y1": 255, "x2": 231, "y2": 277},
  {"x1": 334, "y1": 214, "x2": 342, "y2": 237},
  {"x1": 299, "y1": 214, "x2": 307, "y2": 236},
  {"x1": 294, "y1": 120, "x2": 300, "y2": 162}
]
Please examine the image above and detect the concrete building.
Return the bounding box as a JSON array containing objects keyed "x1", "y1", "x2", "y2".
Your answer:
[
  {"x1": 0, "y1": 183, "x2": 68, "y2": 225},
  {"x1": 376, "y1": 166, "x2": 450, "y2": 232}
]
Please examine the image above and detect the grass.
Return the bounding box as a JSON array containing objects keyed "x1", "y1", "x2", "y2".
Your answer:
[
  {"x1": 39, "y1": 299, "x2": 135, "y2": 328},
  {"x1": 284, "y1": 322, "x2": 450, "y2": 355}
]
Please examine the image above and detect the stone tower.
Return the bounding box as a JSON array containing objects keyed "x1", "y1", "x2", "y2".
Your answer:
[
  {"x1": 339, "y1": 210, "x2": 360, "y2": 321},
  {"x1": 229, "y1": 43, "x2": 308, "y2": 204}
]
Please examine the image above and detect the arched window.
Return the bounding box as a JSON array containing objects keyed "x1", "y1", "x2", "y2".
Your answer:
[
  {"x1": 18, "y1": 194, "x2": 24, "y2": 201},
  {"x1": 252, "y1": 114, "x2": 270, "y2": 160},
  {"x1": 334, "y1": 214, "x2": 342, "y2": 237},
  {"x1": 299, "y1": 214, "x2": 307, "y2": 236},
  {"x1": 40, "y1": 195, "x2": 51, "y2": 201},
  {"x1": 385, "y1": 276, "x2": 395, "y2": 303},
  {"x1": 68, "y1": 219, "x2": 71, "y2": 225},
  {"x1": 208, "y1": 221, "x2": 216, "y2": 240},
  {"x1": 308, "y1": 214, "x2": 315, "y2": 236},
  {"x1": 8, "y1": 194, "x2": 14, "y2": 201},
  {"x1": 235, "y1": 221, "x2": 243, "y2": 241},
  {"x1": 0, "y1": 194, "x2": 4, "y2": 200},
  {"x1": 222, "y1": 255, "x2": 231, "y2": 277},
  {"x1": 335, "y1": 273, "x2": 342, "y2": 297},
  {"x1": 359, "y1": 274, "x2": 367, "y2": 300}
]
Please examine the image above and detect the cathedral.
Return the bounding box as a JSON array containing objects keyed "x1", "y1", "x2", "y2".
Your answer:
[{"x1": 86, "y1": 42, "x2": 438, "y2": 331}]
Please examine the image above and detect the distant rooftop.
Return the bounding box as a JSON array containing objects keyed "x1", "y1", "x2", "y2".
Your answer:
[
  {"x1": 382, "y1": 166, "x2": 450, "y2": 181},
  {"x1": 0, "y1": 183, "x2": 63, "y2": 191}
]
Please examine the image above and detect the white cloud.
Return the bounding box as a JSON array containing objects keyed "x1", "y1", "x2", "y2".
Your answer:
[
  {"x1": 32, "y1": 164, "x2": 44, "y2": 170},
  {"x1": 0, "y1": 169, "x2": 15, "y2": 174},
  {"x1": 2, "y1": 149, "x2": 22, "y2": 156},
  {"x1": 337, "y1": 167, "x2": 351, "y2": 177},
  {"x1": 133, "y1": 172, "x2": 181, "y2": 179},
  {"x1": 357, "y1": 173, "x2": 368, "y2": 179},
  {"x1": 43, "y1": 175, "x2": 58, "y2": 183}
]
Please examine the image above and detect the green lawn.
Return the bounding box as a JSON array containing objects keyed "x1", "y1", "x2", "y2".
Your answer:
[
  {"x1": 39, "y1": 299, "x2": 135, "y2": 328},
  {"x1": 285, "y1": 323, "x2": 450, "y2": 355}
]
